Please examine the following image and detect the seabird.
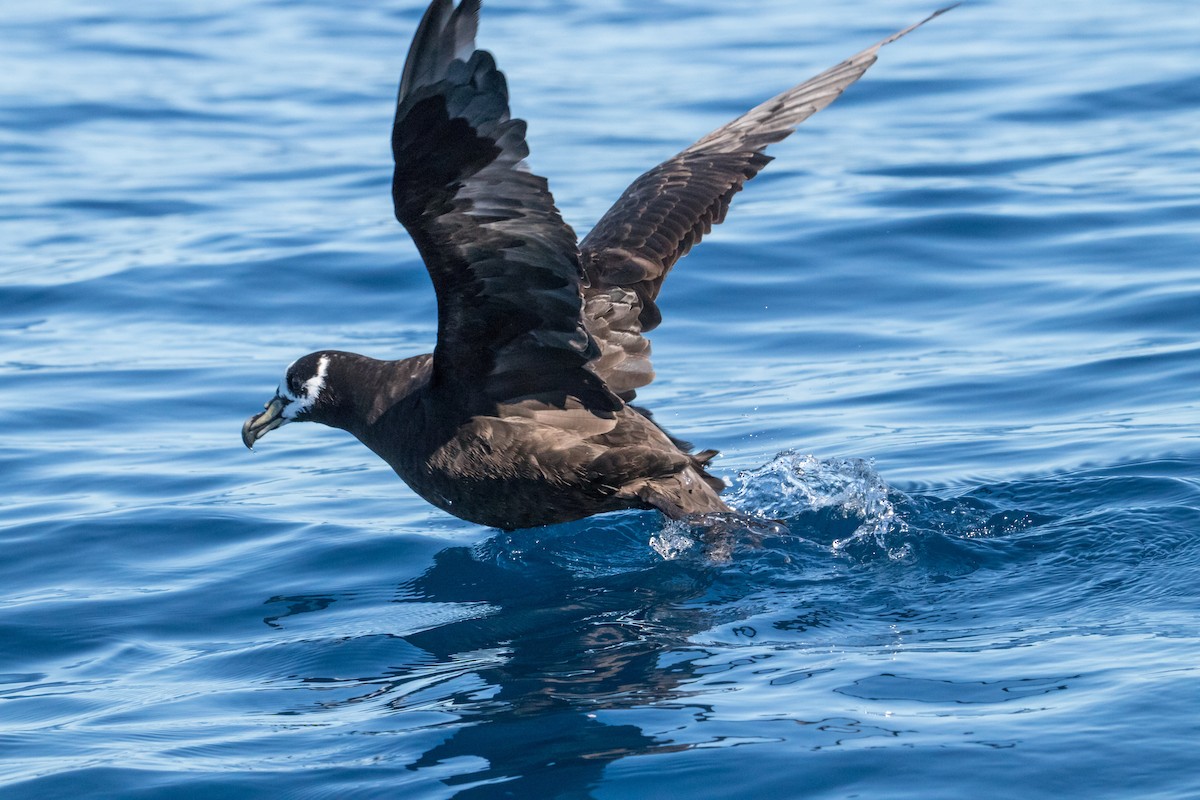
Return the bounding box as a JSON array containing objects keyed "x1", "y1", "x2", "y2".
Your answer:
[{"x1": 242, "y1": 0, "x2": 951, "y2": 531}]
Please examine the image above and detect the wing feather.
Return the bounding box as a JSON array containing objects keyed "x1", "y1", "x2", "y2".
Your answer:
[
  {"x1": 393, "y1": 0, "x2": 620, "y2": 416},
  {"x1": 580, "y1": 6, "x2": 956, "y2": 400}
]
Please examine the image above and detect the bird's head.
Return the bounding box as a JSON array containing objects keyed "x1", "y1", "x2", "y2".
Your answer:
[{"x1": 242, "y1": 351, "x2": 342, "y2": 449}]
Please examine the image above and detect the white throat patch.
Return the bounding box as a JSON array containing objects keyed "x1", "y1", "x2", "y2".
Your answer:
[{"x1": 281, "y1": 354, "x2": 329, "y2": 419}]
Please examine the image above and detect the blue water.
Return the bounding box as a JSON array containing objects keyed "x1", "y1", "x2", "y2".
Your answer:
[{"x1": 3, "y1": 0, "x2": 1198, "y2": 797}]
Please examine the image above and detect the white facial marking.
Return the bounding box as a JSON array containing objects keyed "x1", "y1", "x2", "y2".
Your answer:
[
  {"x1": 280, "y1": 357, "x2": 301, "y2": 401},
  {"x1": 281, "y1": 355, "x2": 329, "y2": 419}
]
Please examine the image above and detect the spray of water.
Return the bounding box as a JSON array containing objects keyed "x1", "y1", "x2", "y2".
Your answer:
[{"x1": 650, "y1": 451, "x2": 912, "y2": 562}]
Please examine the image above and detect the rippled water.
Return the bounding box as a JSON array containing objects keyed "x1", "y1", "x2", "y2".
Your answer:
[{"x1": 3, "y1": 1, "x2": 1199, "y2": 798}]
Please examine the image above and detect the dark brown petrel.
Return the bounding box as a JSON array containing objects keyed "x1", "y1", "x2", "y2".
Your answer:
[{"x1": 242, "y1": 0, "x2": 952, "y2": 531}]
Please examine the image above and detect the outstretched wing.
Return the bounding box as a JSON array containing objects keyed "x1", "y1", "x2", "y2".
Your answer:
[
  {"x1": 393, "y1": 0, "x2": 620, "y2": 417},
  {"x1": 580, "y1": 7, "x2": 955, "y2": 399}
]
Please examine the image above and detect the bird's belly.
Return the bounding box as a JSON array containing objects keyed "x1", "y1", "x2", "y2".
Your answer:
[
  {"x1": 385, "y1": 418, "x2": 631, "y2": 530},
  {"x1": 408, "y1": 470, "x2": 631, "y2": 530}
]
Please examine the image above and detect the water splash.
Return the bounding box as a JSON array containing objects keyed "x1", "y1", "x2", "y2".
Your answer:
[
  {"x1": 648, "y1": 523, "x2": 698, "y2": 560},
  {"x1": 726, "y1": 451, "x2": 910, "y2": 560},
  {"x1": 650, "y1": 511, "x2": 792, "y2": 563}
]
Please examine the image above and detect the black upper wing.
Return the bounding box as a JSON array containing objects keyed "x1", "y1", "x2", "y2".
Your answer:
[
  {"x1": 580, "y1": 7, "x2": 955, "y2": 400},
  {"x1": 392, "y1": 0, "x2": 620, "y2": 416}
]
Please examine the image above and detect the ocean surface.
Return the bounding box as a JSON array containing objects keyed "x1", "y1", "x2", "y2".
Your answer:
[{"x1": 3, "y1": 0, "x2": 1198, "y2": 797}]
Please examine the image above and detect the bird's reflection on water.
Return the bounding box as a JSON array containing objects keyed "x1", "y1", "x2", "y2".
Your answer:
[
  {"x1": 394, "y1": 520, "x2": 728, "y2": 797},
  {"x1": 264, "y1": 513, "x2": 786, "y2": 797}
]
